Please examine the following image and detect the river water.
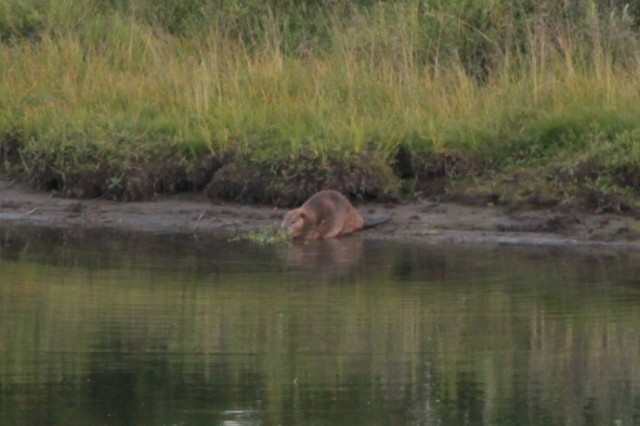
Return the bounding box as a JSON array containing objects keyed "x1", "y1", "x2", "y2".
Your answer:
[{"x1": 1, "y1": 226, "x2": 640, "y2": 426}]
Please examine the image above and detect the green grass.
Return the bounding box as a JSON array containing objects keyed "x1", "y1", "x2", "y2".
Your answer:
[
  {"x1": 230, "y1": 225, "x2": 291, "y2": 244},
  {"x1": 1, "y1": 0, "x2": 640, "y2": 209}
]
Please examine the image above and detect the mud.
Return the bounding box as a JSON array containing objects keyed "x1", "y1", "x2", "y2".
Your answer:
[{"x1": 2, "y1": 176, "x2": 640, "y2": 249}]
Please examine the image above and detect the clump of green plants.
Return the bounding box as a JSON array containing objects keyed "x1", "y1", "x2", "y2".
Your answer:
[{"x1": 231, "y1": 225, "x2": 291, "y2": 245}]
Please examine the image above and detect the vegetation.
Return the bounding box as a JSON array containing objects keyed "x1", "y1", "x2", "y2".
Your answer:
[
  {"x1": 1, "y1": 0, "x2": 640, "y2": 210},
  {"x1": 230, "y1": 225, "x2": 291, "y2": 244}
]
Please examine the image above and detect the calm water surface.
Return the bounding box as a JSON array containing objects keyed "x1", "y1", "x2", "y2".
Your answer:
[{"x1": 1, "y1": 225, "x2": 640, "y2": 426}]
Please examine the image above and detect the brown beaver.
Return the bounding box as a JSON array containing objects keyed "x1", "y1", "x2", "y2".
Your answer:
[{"x1": 281, "y1": 190, "x2": 388, "y2": 240}]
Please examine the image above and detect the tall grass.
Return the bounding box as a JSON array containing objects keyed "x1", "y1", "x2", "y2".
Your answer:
[{"x1": 1, "y1": 0, "x2": 640, "y2": 206}]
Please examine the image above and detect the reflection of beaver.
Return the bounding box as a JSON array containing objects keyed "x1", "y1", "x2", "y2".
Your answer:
[
  {"x1": 285, "y1": 238, "x2": 364, "y2": 276},
  {"x1": 281, "y1": 190, "x2": 389, "y2": 240}
]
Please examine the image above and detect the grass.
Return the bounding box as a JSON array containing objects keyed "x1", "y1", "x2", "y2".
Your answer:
[
  {"x1": 230, "y1": 225, "x2": 291, "y2": 245},
  {"x1": 1, "y1": 0, "x2": 640, "y2": 210}
]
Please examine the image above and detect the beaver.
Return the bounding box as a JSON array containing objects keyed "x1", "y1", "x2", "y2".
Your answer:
[{"x1": 281, "y1": 190, "x2": 388, "y2": 240}]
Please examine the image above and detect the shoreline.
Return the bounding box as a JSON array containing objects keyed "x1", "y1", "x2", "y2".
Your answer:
[{"x1": 2, "y1": 177, "x2": 640, "y2": 249}]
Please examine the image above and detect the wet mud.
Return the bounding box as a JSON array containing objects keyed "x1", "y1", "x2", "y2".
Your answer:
[{"x1": 2, "y1": 177, "x2": 640, "y2": 249}]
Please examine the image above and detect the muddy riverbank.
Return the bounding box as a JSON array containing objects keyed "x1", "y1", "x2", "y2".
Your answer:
[{"x1": 2, "y1": 176, "x2": 640, "y2": 248}]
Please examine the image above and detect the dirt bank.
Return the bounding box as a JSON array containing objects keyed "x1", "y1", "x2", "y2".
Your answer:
[{"x1": 2, "y1": 176, "x2": 640, "y2": 249}]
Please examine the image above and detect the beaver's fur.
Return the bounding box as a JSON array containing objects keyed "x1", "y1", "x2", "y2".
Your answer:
[{"x1": 281, "y1": 190, "x2": 364, "y2": 240}]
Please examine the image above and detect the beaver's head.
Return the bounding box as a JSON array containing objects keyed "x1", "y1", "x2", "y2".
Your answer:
[{"x1": 281, "y1": 208, "x2": 308, "y2": 239}]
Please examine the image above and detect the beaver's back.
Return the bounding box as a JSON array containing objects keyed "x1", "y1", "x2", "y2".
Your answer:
[{"x1": 297, "y1": 190, "x2": 363, "y2": 239}]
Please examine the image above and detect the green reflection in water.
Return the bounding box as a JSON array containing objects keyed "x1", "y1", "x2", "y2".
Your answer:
[{"x1": 1, "y1": 226, "x2": 640, "y2": 426}]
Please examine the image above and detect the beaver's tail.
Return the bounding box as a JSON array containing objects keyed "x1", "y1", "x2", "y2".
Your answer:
[{"x1": 363, "y1": 216, "x2": 391, "y2": 229}]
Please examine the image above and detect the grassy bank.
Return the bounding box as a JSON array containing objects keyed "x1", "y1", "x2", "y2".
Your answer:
[{"x1": 1, "y1": 0, "x2": 640, "y2": 210}]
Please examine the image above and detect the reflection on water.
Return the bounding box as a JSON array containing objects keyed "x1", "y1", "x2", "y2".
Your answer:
[{"x1": 1, "y1": 225, "x2": 640, "y2": 425}]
